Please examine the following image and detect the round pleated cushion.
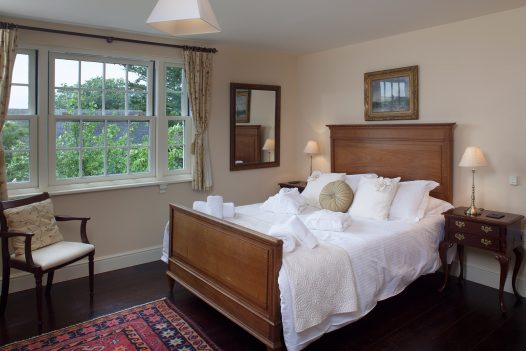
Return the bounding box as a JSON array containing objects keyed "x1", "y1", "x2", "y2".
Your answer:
[{"x1": 319, "y1": 180, "x2": 354, "y2": 212}]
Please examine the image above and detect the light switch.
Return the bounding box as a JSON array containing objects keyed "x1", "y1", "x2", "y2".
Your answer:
[{"x1": 509, "y1": 175, "x2": 518, "y2": 186}]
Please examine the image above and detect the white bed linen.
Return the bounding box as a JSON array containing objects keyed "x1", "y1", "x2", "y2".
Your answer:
[{"x1": 228, "y1": 203, "x2": 453, "y2": 351}]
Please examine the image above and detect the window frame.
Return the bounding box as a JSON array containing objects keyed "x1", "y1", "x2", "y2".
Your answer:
[{"x1": 6, "y1": 49, "x2": 38, "y2": 189}]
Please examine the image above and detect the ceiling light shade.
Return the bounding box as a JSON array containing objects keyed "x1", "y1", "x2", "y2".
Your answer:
[{"x1": 147, "y1": 0, "x2": 221, "y2": 36}]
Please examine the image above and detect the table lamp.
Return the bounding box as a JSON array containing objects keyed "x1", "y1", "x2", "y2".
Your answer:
[
  {"x1": 459, "y1": 146, "x2": 488, "y2": 216},
  {"x1": 262, "y1": 138, "x2": 275, "y2": 162},
  {"x1": 303, "y1": 140, "x2": 320, "y2": 175}
]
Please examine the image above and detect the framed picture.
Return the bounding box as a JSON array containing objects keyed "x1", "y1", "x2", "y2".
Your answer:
[
  {"x1": 364, "y1": 65, "x2": 418, "y2": 121},
  {"x1": 235, "y1": 89, "x2": 251, "y2": 123}
]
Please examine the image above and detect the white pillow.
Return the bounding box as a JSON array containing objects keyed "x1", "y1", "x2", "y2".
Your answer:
[
  {"x1": 301, "y1": 172, "x2": 346, "y2": 207},
  {"x1": 425, "y1": 196, "x2": 454, "y2": 216},
  {"x1": 389, "y1": 180, "x2": 439, "y2": 222},
  {"x1": 348, "y1": 176, "x2": 401, "y2": 220},
  {"x1": 345, "y1": 173, "x2": 377, "y2": 193}
]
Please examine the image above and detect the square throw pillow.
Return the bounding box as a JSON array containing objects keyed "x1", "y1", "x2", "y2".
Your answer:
[
  {"x1": 348, "y1": 176, "x2": 401, "y2": 220},
  {"x1": 345, "y1": 173, "x2": 377, "y2": 193},
  {"x1": 5, "y1": 199, "x2": 64, "y2": 256},
  {"x1": 301, "y1": 172, "x2": 346, "y2": 207},
  {"x1": 389, "y1": 180, "x2": 439, "y2": 222}
]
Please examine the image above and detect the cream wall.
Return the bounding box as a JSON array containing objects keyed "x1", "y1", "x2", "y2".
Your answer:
[
  {"x1": 3, "y1": 18, "x2": 300, "y2": 290},
  {"x1": 297, "y1": 7, "x2": 526, "y2": 292}
]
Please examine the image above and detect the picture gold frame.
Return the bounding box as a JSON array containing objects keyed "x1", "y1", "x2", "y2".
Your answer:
[
  {"x1": 364, "y1": 65, "x2": 418, "y2": 121},
  {"x1": 235, "y1": 89, "x2": 251, "y2": 123}
]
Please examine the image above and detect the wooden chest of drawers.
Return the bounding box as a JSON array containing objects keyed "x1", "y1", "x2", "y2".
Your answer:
[{"x1": 439, "y1": 207, "x2": 524, "y2": 312}]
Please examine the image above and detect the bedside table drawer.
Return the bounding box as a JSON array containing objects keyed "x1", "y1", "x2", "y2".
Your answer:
[
  {"x1": 449, "y1": 231, "x2": 500, "y2": 250},
  {"x1": 449, "y1": 220, "x2": 500, "y2": 236}
]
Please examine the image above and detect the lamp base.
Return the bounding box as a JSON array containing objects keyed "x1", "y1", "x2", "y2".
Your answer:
[{"x1": 465, "y1": 205, "x2": 482, "y2": 216}]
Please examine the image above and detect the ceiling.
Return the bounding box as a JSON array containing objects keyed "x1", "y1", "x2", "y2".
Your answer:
[{"x1": 1, "y1": 0, "x2": 526, "y2": 53}]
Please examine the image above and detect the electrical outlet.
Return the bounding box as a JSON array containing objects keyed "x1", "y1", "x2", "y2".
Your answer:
[
  {"x1": 509, "y1": 175, "x2": 518, "y2": 186},
  {"x1": 159, "y1": 183, "x2": 167, "y2": 193}
]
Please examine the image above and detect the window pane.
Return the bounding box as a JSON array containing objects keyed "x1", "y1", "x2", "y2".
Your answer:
[
  {"x1": 105, "y1": 90, "x2": 125, "y2": 115},
  {"x1": 107, "y1": 121, "x2": 128, "y2": 146},
  {"x1": 128, "y1": 65, "x2": 148, "y2": 91},
  {"x1": 56, "y1": 150, "x2": 80, "y2": 179},
  {"x1": 130, "y1": 122, "x2": 149, "y2": 146},
  {"x1": 55, "y1": 59, "x2": 79, "y2": 88},
  {"x1": 8, "y1": 85, "x2": 29, "y2": 114},
  {"x1": 168, "y1": 146, "x2": 184, "y2": 170},
  {"x1": 107, "y1": 148, "x2": 127, "y2": 175},
  {"x1": 80, "y1": 90, "x2": 102, "y2": 115},
  {"x1": 168, "y1": 120, "x2": 184, "y2": 146},
  {"x1": 130, "y1": 147, "x2": 149, "y2": 173},
  {"x1": 166, "y1": 66, "x2": 183, "y2": 91},
  {"x1": 5, "y1": 151, "x2": 30, "y2": 183},
  {"x1": 82, "y1": 148, "x2": 105, "y2": 177},
  {"x1": 81, "y1": 61, "x2": 103, "y2": 88},
  {"x1": 56, "y1": 120, "x2": 80, "y2": 148},
  {"x1": 128, "y1": 92, "x2": 147, "y2": 116},
  {"x1": 166, "y1": 92, "x2": 182, "y2": 116},
  {"x1": 12, "y1": 54, "x2": 29, "y2": 84},
  {"x1": 82, "y1": 121, "x2": 105, "y2": 147},
  {"x1": 106, "y1": 63, "x2": 126, "y2": 82},
  {"x1": 3, "y1": 120, "x2": 30, "y2": 151},
  {"x1": 55, "y1": 89, "x2": 79, "y2": 115}
]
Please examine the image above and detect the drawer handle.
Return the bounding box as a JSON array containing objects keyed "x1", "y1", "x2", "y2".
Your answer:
[
  {"x1": 481, "y1": 225, "x2": 493, "y2": 234},
  {"x1": 455, "y1": 233, "x2": 465, "y2": 241},
  {"x1": 481, "y1": 238, "x2": 492, "y2": 246},
  {"x1": 455, "y1": 221, "x2": 466, "y2": 229}
]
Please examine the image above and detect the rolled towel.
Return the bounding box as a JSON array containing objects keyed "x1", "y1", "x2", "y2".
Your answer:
[
  {"x1": 223, "y1": 202, "x2": 235, "y2": 218},
  {"x1": 304, "y1": 209, "x2": 352, "y2": 232},
  {"x1": 207, "y1": 195, "x2": 224, "y2": 219},
  {"x1": 192, "y1": 201, "x2": 210, "y2": 214},
  {"x1": 268, "y1": 223, "x2": 297, "y2": 252},
  {"x1": 261, "y1": 188, "x2": 307, "y2": 215},
  {"x1": 286, "y1": 216, "x2": 318, "y2": 249}
]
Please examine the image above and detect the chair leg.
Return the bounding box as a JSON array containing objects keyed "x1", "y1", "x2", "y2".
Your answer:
[
  {"x1": 0, "y1": 263, "x2": 10, "y2": 315},
  {"x1": 35, "y1": 272, "x2": 43, "y2": 332},
  {"x1": 88, "y1": 253, "x2": 94, "y2": 301},
  {"x1": 45, "y1": 270, "x2": 54, "y2": 297}
]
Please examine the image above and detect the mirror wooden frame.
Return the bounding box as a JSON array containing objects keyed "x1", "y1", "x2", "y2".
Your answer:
[{"x1": 230, "y1": 83, "x2": 281, "y2": 171}]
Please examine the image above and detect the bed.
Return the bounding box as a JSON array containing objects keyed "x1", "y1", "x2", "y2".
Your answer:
[{"x1": 167, "y1": 123, "x2": 455, "y2": 351}]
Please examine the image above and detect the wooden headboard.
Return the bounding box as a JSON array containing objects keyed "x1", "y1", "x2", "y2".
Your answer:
[{"x1": 328, "y1": 123, "x2": 455, "y2": 202}]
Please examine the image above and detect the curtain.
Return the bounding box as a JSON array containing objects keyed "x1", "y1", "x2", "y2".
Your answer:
[
  {"x1": 184, "y1": 50, "x2": 213, "y2": 191},
  {"x1": 0, "y1": 28, "x2": 18, "y2": 200}
]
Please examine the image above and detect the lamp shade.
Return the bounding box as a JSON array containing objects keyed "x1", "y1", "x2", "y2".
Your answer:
[
  {"x1": 303, "y1": 140, "x2": 320, "y2": 155},
  {"x1": 459, "y1": 146, "x2": 488, "y2": 168},
  {"x1": 147, "y1": 0, "x2": 221, "y2": 35},
  {"x1": 262, "y1": 138, "x2": 275, "y2": 151}
]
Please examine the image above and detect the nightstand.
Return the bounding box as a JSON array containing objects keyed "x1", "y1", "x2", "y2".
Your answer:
[
  {"x1": 278, "y1": 180, "x2": 307, "y2": 192},
  {"x1": 439, "y1": 207, "x2": 524, "y2": 312}
]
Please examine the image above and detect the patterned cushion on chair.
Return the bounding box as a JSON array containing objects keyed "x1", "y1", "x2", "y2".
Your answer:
[{"x1": 4, "y1": 199, "x2": 64, "y2": 256}]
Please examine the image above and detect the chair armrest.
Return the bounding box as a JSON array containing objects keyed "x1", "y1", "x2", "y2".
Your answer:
[
  {"x1": 0, "y1": 231, "x2": 37, "y2": 267},
  {"x1": 54, "y1": 215, "x2": 91, "y2": 244}
]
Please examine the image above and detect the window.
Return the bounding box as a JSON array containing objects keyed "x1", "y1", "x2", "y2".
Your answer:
[
  {"x1": 50, "y1": 53, "x2": 155, "y2": 184},
  {"x1": 165, "y1": 64, "x2": 191, "y2": 174},
  {"x1": 6, "y1": 50, "x2": 37, "y2": 188}
]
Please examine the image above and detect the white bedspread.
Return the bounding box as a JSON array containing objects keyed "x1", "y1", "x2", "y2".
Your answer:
[{"x1": 228, "y1": 203, "x2": 453, "y2": 351}]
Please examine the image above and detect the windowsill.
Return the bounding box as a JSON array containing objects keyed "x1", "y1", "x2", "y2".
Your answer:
[{"x1": 8, "y1": 174, "x2": 192, "y2": 199}]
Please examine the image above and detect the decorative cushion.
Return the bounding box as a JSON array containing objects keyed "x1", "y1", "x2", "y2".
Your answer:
[
  {"x1": 5, "y1": 199, "x2": 64, "y2": 256},
  {"x1": 10, "y1": 241, "x2": 94, "y2": 270},
  {"x1": 319, "y1": 181, "x2": 354, "y2": 213},
  {"x1": 301, "y1": 172, "x2": 346, "y2": 207},
  {"x1": 348, "y1": 176, "x2": 401, "y2": 220},
  {"x1": 389, "y1": 180, "x2": 440, "y2": 222}
]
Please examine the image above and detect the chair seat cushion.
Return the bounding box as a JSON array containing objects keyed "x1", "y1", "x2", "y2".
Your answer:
[{"x1": 11, "y1": 241, "x2": 95, "y2": 270}]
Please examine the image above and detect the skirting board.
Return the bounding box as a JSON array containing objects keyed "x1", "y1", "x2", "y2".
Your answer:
[{"x1": 1, "y1": 245, "x2": 163, "y2": 294}]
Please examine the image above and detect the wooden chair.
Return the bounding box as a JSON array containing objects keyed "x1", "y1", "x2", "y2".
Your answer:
[{"x1": 0, "y1": 192, "x2": 95, "y2": 329}]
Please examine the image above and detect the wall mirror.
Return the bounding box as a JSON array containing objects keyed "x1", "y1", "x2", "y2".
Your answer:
[{"x1": 230, "y1": 83, "x2": 281, "y2": 171}]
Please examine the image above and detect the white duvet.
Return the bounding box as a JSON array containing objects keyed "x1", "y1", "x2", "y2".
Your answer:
[{"x1": 227, "y1": 203, "x2": 453, "y2": 351}]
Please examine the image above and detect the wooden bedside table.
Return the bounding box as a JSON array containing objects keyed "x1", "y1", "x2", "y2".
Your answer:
[
  {"x1": 439, "y1": 207, "x2": 524, "y2": 312},
  {"x1": 278, "y1": 180, "x2": 307, "y2": 192}
]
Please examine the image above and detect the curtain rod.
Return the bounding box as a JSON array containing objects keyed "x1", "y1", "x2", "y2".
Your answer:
[{"x1": 0, "y1": 21, "x2": 218, "y2": 53}]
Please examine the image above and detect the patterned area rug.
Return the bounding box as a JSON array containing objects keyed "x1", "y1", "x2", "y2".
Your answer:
[{"x1": 1, "y1": 298, "x2": 221, "y2": 351}]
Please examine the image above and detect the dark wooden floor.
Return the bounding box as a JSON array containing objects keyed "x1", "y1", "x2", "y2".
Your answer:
[{"x1": 0, "y1": 261, "x2": 525, "y2": 350}]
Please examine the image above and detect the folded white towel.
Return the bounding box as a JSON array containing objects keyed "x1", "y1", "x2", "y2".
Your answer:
[
  {"x1": 193, "y1": 201, "x2": 209, "y2": 214},
  {"x1": 305, "y1": 209, "x2": 352, "y2": 232},
  {"x1": 207, "y1": 195, "x2": 224, "y2": 219},
  {"x1": 261, "y1": 188, "x2": 307, "y2": 214},
  {"x1": 193, "y1": 200, "x2": 235, "y2": 219},
  {"x1": 223, "y1": 202, "x2": 235, "y2": 218},
  {"x1": 286, "y1": 216, "x2": 318, "y2": 249},
  {"x1": 268, "y1": 223, "x2": 298, "y2": 252}
]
